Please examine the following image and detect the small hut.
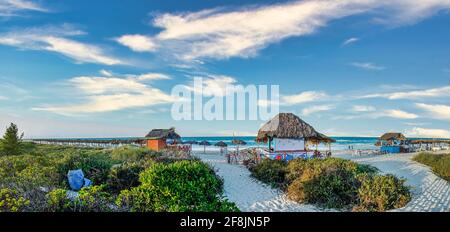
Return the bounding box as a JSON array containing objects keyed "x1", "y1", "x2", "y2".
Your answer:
[
  {"x1": 377, "y1": 132, "x2": 407, "y2": 154},
  {"x1": 144, "y1": 127, "x2": 181, "y2": 151},
  {"x1": 256, "y1": 113, "x2": 335, "y2": 159}
]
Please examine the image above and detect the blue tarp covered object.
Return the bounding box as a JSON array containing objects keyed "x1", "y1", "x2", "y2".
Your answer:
[{"x1": 68, "y1": 169, "x2": 92, "y2": 191}]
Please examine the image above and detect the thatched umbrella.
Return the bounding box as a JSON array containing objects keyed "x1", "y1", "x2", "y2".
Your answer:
[
  {"x1": 199, "y1": 140, "x2": 211, "y2": 153},
  {"x1": 215, "y1": 141, "x2": 228, "y2": 156},
  {"x1": 214, "y1": 141, "x2": 228, "y2": 147}
]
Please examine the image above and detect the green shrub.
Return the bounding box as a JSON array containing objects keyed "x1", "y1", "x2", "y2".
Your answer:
[
  {"x1": 46, "y1": 189, "x2": 71, "y2": 212},
  {"x1": 106, "y1": 162, "x2": 146, "y2": 193},
  {"x1": 111, "y1": 146, "x2": 161, "y2": 163},
  {"x1": 0, "y1": 188, "x2": 30, "y2": 212},
  {"x1": 57, "y1": 151, "x2": 117, "y2": 185},
  {"x1": 355, "y1": 174, "x2": 411, "y2": 212},
  {"x1": 248, "y1": 159, "x2": 287, "y2": 188},
  {"x1": 413, "y1": 153, "x2": 450, "y2": 181},
  {"x1": 47, "y1": 185, "x2": 113, "y2": 212},
  {"x1": 116, "y1": 160, "x2": 238, "y2": 212},
  {"x1": 294, "y1": 169, "x2": 360, "y2": 209}
]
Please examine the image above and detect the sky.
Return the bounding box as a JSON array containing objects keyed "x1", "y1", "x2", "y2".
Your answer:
[{"x1": 0, "y1": 0, "x2": 449, "y2": 138}]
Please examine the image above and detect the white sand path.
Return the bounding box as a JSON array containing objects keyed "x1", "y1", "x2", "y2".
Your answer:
[{"x1": 195, "y1": 151, "x2": 449, "y2": 212}]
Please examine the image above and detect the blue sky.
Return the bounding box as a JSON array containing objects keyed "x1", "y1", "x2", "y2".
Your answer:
[{"x1": 0, "y1": 0, "x2": 449, "y2": 138}]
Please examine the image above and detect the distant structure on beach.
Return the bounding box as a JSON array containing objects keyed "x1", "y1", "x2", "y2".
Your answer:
[
  {"x1": 256, "y1": 113, "x2": 335, "y2": 160},
  {"x1": 145, "y1": 127, "x2": 181, "y2": 151},
  {"x1": 376, "y1": 132, "x2": 450, "y2": 153},
  {"x1": 377, "y1": 132, "x2": 407, "y2": 153}
]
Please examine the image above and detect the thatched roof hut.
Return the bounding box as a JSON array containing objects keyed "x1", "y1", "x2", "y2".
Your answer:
[
  {"x1": 379, "y1": 132, "x2": 406, "y2": 141},
  {"x1": 145, "y1": 127, "x2": 181, "y2": 140},
  {"x1": 256, "y1": 113, "x2": 334, "y2": 144}
]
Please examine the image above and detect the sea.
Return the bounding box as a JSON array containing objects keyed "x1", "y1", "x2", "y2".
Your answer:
[{"x1": 183, "y1": 136, "x2": 379, "y2": 152}]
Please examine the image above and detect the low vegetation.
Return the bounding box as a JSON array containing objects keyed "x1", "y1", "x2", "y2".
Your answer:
[
  {"x1": 413, "y1": 152, "x2": 450, "y2": 181},
  {"x1": 248, "y1": 158, "x2": 411, "y2": 212},
  {"x1": 0, "y1": 124, "x2": 238, "y2": 212}
]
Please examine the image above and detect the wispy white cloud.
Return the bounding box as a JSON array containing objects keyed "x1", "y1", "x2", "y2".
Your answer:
[
  {"x1": 334, "y1": 109, "x2": 418, "y2": 120},
  {"x1": 415, "y1": 103, "x2": 450, "y2": 120},
  {"x1": 342, "y1": 37, "x2": 359, "y2": 46},
  {"x1": 0, "y1": 0, "x2": 47, "y2": 17},
  {"x1": 32, "y1": 73, "x2": 174, "y2": 115},
  {"x1": 0, "y1": 24, "x2": 122, "y2": 65},
  {"x1": 115, "y1": 34, "x2": 156, "y2": 52},
  {"x1": 117, "y1": 0, "x2": 450, "y2": 61},
  {"x1": 362, "y1": 85, "x2": 450, "y2": 100},
  {"x1": 301, "y1": 104, "x2": 335, "y2": 116},
  {"x1": 281, "y1": 91, "x2": 328, "y2": 105},
  {"x1": 352, "y1": 105, "x2": 376, "y2": 112},
  {"x1": 349, "y1": 62, "x2": 385, "y2": 70},
  {"x1": 405, "y1": 127, "x2": 450, "y2": 138}
]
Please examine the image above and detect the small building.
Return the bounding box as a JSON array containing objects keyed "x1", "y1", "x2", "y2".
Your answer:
[
  {"x1": 256, "y1": 113, "x2": 335, "y2": 160},
  {"x1": 144, "y1": 127, "x2": 181, "y2": 151},
  {"x1": 377, "y1": 132, "x2": 407, "y2": 154}
]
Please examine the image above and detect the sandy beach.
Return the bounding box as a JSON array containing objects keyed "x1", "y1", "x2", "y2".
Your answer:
[{"x1": 194, "y1": 150, "x2": 450, "y2": 212}]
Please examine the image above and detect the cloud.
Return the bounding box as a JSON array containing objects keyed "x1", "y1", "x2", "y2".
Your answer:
[
  {"x1": 301, "y1": 104, "x2": 335, "y2": 116},
  {"x1": 334, "y1": 109, "x2": 418, "y2": 120},
  {"x1": 379, "y1": 109, "x2": 418, "y2": 119},
  {"x1": 362, "y1": 85, "x2": 450, "y2": 100},
  {"x1": 0, "y1": 25, "x2": 122, "y2": 65},
  {"x1": 115, "y1": 34, "x2": 156, "y2": 52},
  {"x1": 342, "y1": 37, "x2": 359, "y2": 46},
  {"x1": 184, "y1": 75, "x2": 237, "y2": 97},
  {"x1": 134, "y1": 73, "x2": 171, "y2": 81},
  {"x1": 99, "y1": 69, "x2": 113, "y2": 77},
  {"x1": 117, "y1": 0, "x2": 450, "y2": 61},
  {"x1": 0, "y1": 95, "x2": 8, "y2": 100},
  {"x1": 415, "y1": 103, "x2": 450, "y2": 120},
  {"x1": 281, "y1": 91, "x2": 328, "y2": 105},
  {"x1": 349, "y1": 62, "x2": 385, "y2": 70},
  {"x1": 405, "y1": 127, "x2": 450, "y2": 138},
  {"x1": 32, "y1": 73, "x2": 174, "y2": 115},
  {"x1": 0, "y1": 0, "x2": 47, "y2": 17},
  {"x1": 352, "y1": 105, "x2": 376, "y2": 112}
]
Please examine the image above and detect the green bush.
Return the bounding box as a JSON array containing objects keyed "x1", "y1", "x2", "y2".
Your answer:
[
  {"x1": 47, "y1": 185, "x2": 113, "y2": 212},
  {"x1": 290, "y1": 169, "x2": 360, "y2": 209},
  {"x1": 106, "y1": 162, "x2": 146, "y2": 193},
  {"x1": 111, "y1": 146, "x2": 161, "y2": 163},
  {"x1": 413, "y1": 153, "x2": 450, "y2": 181},
  {"x1": 249, "y1": 157, "x2": 410, "y2": 211},
  {"x1": 0, "y1": 188, "x2": 30, "y2": 212},
  {"x1": 57, "y1": 150, "x2": 117, "y2": 185},
  {"x1": 248, "y1": 159, "x2": 287, "y2": 188},
  {"x1": 116, "y1": 160, "x2": 238, "y2": 212},
  {"x1": 355, "y1": 174, "x2": 411, "y2": 212}
]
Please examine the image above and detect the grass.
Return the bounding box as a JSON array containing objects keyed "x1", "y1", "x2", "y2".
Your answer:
[{"x1": 413, "y1": 152, "x2": 450, "y2": 181}]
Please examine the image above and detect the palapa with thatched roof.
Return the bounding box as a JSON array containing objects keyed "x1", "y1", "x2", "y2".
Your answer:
[
  {"x1": 144, "y1": 127, "x2": 181, "y2": 151},
  {"x1": 256, "y1": 113, "x2": 335, "y2": 144},
  {"x1": 379, "y1": 132, "x2": 406, "y2": 142},
  {"x1": 145, "y1": 127, "x2": 181, "y2": 140},
  {"x1": 255, "y1": 113, "x2": 334, "y2": 160}
]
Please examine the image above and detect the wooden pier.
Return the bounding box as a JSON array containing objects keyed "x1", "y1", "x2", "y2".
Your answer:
[{"x1": 31, "y1": 138, "x2": 147, "y2": 148}]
